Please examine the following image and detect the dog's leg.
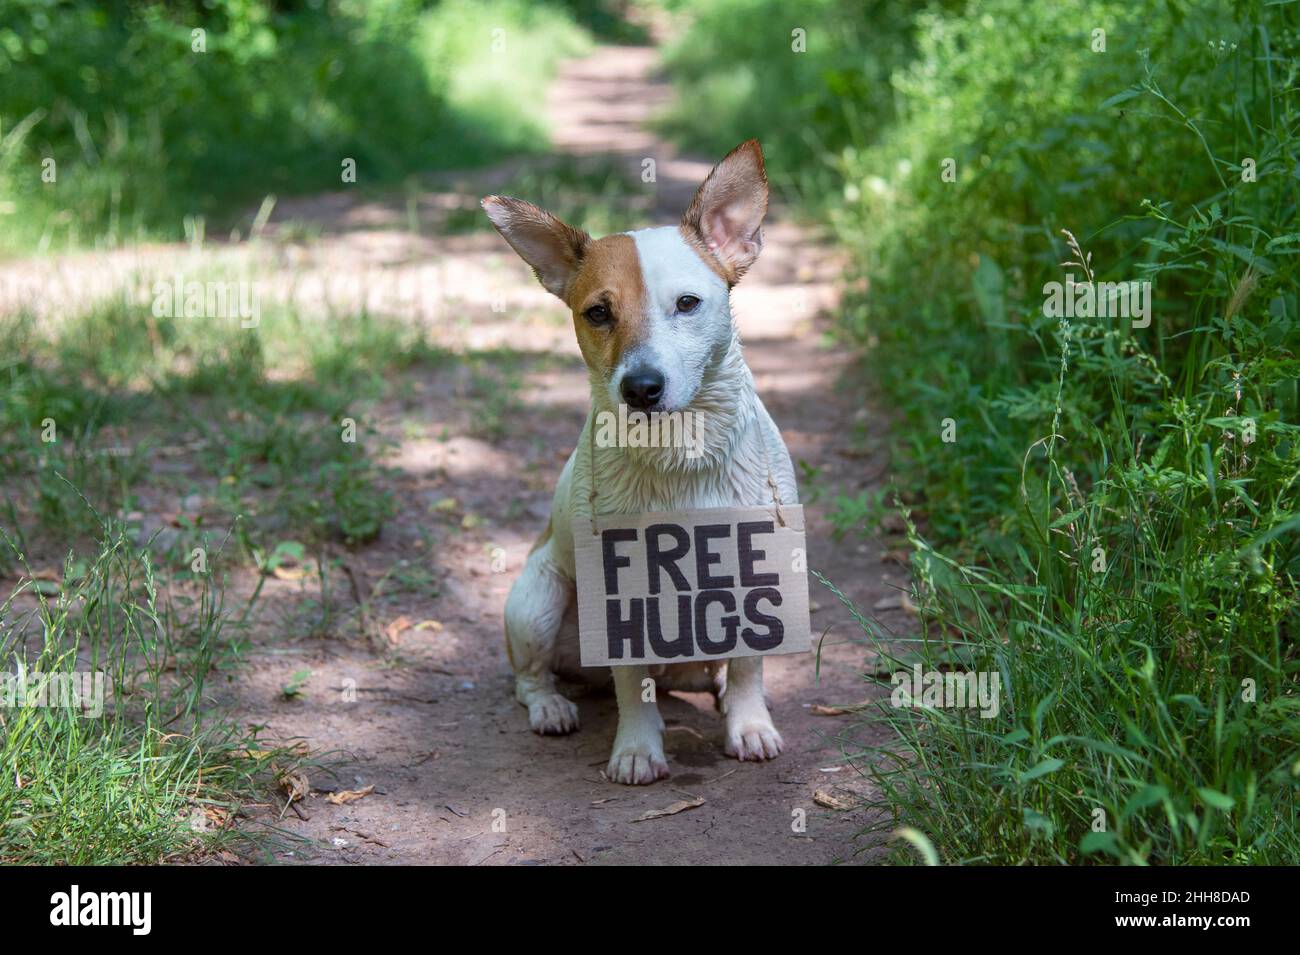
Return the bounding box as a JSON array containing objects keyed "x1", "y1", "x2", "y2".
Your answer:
[
  {"x1": 606, "y1": 665, "x2": 669, "y2": 784},
  {"x1": 505, "y1": 544, "x2": 579, "y2": 735},
  {"x1": 721, "y1": 656, "x2": 783, "y2": 760}
]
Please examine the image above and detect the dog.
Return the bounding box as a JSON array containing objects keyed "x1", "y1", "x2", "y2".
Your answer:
[{"x1": 482, "y1": 140, "x2": 798, "y2": 785}]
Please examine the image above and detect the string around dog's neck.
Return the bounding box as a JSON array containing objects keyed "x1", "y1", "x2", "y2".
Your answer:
[{"x1": 585, "y1": 410, "x2": 787, "y2": 536}]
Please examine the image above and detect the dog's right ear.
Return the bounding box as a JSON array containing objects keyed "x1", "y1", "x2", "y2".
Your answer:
[
  {"x1": 481, "y1": 196, "x2": 590, "y2": 301},
  {"x1": 681, "y1": 139, "x2": 768, "y2": 283}
]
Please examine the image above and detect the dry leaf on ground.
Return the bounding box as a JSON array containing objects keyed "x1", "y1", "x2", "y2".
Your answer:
[
  {"x1": 384, "y1": 616, "x2": 412, "y2": 642},
  {"x1": 631, "y1": 797, "x2": 704, "y2": 822},
  {"x1": 810, "y1": 702, "x2": 869, "y2": 716},
  {"x1": 813, "y1": 789, "x2": 855, "y2": 811},
  {"x1": 277, "y1": 768, "x2": 310, "y2": 803},
  {"x1": 326, "y1": 785, "x2": 375, "y2": 806}
]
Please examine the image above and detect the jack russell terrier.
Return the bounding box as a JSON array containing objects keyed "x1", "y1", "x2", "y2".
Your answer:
[{"x1": 482, "y1": 140, "x2": 797, "y2": 785}]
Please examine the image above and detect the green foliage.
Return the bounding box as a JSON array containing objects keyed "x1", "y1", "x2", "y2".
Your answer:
[
  {"x1": 0, "y1": 0, "x2": 618, "y2": 866},
  {"x1": 669, "y1": 0, "x2": 1300, "y2": 863},
  {"x1": 0, "y1": 0, "x2": 590, "y2": 249},
  {"x1": 658, "y1": 0, "x2": 936, "y2": 198},
  {"x1": 0, "y1": 295, "x2": 423, "y2": 557},
  {"x1": 0, "y1": 289, "x2": 417, "y2": 861},
  {"x1": 0, "y1": 523, "x2": 286, "y2": 863}
]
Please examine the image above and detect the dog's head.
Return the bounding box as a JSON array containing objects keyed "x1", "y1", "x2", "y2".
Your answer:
[{"x1": 482, "y1": 140, "x2": 768, "y2": 414}]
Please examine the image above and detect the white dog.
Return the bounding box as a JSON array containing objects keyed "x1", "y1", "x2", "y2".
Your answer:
[{"x1": 483, "y1": 140, "x2": 797, "y2": 785}]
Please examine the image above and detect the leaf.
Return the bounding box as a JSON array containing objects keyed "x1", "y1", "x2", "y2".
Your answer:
[
  {"x1": 263, "y1": 540, "x2": 307, "y2": 574},
  {"x1": 1197, "y1": 788, "x2": 1235, "y2": 812},
  {"x1": 1121, "y1": 784, "x2": 1168, "y2": 819},
  {"x1": 813, "y1": 789, "x2": 854, "y2": 810},
  {"x1": 1170, "y1": 694, "x2": 1208, "y2": 714},
  {"x1": 1020, "y1": 758, "x2": 1065, "y2": 783},
  {"x1": 1050, "y1": 508, "x2": 1085, "y2": 529},
  {"x1": 972, "y1": 255, "x2": 1005, "y2": 325},
  {"x1": 282, "y1": 669, "x2": 311, "y2": 699},
  {"x1": 631, "y1": 797, "x2": 704, "y2": 822},
  {"x1": 810, "y1": 702, "x2": 869, "y2": 716},
  {"x1": 1100, "y1": 86, "x2": 1144, "y2": 109},
  {"x1": 326, "y1": 785, "x2": 375, "y2": 806},
  {"x1": 384, "y1": 616, "x2": 412, "y2": 643},
  {"x1": 272, "y1": 564, "x2": 310, "y2": 581},
  {"x1": 1022, "y1": 808, "x2": 1055, "y2": 838},
  {"x1": 893, "y1": 827, "x2": 939, "y2": 865},
  {"x1": 1079, "y1": 831, "x2": 1120, "y2": 856},
  {"x1": 277, "y1": 768, "x2": 309, "y2": 803},
  {"x1": 1063, "y1": 736, "x2": 1147, "y2": 764},
  {"x1": 272, "y1": 539, "x2": 306, "y2": 561},
  {"x1": 1032, "y1": 692, "x2": 1057, "y2": 733}
]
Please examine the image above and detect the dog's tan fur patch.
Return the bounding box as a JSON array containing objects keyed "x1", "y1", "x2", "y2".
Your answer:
[{"x1": 566, "y1": 233, "x2": 647, "y2": 377}]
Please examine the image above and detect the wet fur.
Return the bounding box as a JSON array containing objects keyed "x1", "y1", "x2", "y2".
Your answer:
[{"x1": 485, "y1": 141, "x2": 794, "y2": 785}]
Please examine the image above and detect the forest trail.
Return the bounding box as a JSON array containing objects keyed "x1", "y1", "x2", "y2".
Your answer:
[
  {"x1": 223, "y1": 43, "x2": 905, "y2": 866},
  {"x1": 2, "y1": 43, "x2": 905, "y2": 864}
]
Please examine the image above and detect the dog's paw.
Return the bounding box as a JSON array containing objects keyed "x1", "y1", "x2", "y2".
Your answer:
[
  {"x1": 528, "y1": 693, "x2": 579, "y2": 735},
  {"x1": 606, "y1": 742, "x2": 669, "y2": 785},
  {"x1": 725, "y1": 720, "x2": 784, "y2": 761}
]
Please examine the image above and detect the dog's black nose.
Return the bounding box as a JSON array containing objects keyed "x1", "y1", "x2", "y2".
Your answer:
[{"x1": 620, "y1": 369, "x2": 664, "y2": 410}]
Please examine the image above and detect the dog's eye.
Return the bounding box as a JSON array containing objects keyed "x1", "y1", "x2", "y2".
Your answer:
[
  {"x1": 584, "y1": 304, "x2": 612, "y2": 326},
  {"x1": 676, "y1": 294, "x2": 701, "y2": 314}
]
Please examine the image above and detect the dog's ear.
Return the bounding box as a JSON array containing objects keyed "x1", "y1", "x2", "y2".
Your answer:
[
  {"x1": 481, "y1": 196, "x2": 590, "y2": 301},
  {"x1": 681, "y1": 139, "x2": 768, "y2": 282}
]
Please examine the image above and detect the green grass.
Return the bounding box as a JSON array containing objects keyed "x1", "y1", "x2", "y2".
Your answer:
[
  {"x1": 0, "y1": 281, "x2": 461, "y2": 861},
  {"x1": 665, "y1": 0, "x2": 1300, "y2": 863},
  {"x1": 0, "y1": 278, "x2": 434, "y2": 860},
  {"x1": 0, "y1": 0, "x2": 591, "y2": 253},
  {"x1": 0, "y1": 294, "x2": 434, "y2": 558},
  {"x1": 657, "y1": 0, "x2": 925, "y2": 203},
  {"x1": 0, "y1": 0, "x2": 638, "y2": 866},
  {"x1": 0, "y1": 519, "x2": 300, "y2": 864}
]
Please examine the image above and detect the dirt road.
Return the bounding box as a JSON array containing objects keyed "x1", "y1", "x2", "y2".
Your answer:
[{"x1": 213, "y1": 44, "x2": 907, "y2": 866}]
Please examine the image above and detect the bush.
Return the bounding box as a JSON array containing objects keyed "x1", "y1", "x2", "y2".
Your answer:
[
  {"x1": 836, "y1": 0, "x2": 1299, "y2": 863},
  {"x1": 658, "y1": 0, "x2": 934, "y2": 199},
  {"x1": 667, "y1": 0, "x2": 1300, "y2": 863},
  {"x1": 0, "y1": 0, "x2": 589, "y2": 250}
]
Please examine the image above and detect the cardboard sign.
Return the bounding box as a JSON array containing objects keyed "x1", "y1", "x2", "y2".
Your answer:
[{"x1": 574, "y1": 505, "x2": 811, "y2": 667}]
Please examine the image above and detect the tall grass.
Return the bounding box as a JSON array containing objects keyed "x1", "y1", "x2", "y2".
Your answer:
[
  {"x1": 665, "y1": 0, "x2": 1300, "y2": 863},
  {"x1": 0, "y1": 519, "x2": 290, "y2": 864},
  {"x1": 0, "y1": 283, "x2": 452, "y2": 860}
]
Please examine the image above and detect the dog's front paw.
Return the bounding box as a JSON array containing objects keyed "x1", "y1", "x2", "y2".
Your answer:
[
  {"x1": 725, "y1": 720, "x2": 784, "y2": 761},
  {"x1": 528, "y1": 693, "x2": 579, "y2": 735},
  {"x1": 606, "y1": 740, "x2": 669, "y2": 785}
]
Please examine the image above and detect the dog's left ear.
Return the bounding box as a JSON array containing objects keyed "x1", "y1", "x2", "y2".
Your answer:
[
  {"x1": 681, "y1": 139, "x2": 769, "y2": 282},
  {"x1": 481, "y1": 195, "x2": 590, "y2": 301}
]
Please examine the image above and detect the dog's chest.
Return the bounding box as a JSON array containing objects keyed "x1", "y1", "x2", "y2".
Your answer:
[{"x1": 592, "y1": 441, "x2": 779, "y2": 515}]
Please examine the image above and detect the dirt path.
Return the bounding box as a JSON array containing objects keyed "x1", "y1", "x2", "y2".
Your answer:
[
  {"x1": 0, "y1": 42, "x2": 904, "y2": 865},
  {"x1": 212, "y1": 44, "x2": 905, "y2": 866}
]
